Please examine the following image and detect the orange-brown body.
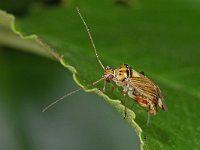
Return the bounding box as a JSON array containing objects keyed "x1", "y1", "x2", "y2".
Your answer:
[{"x1": 103, "y1": 64, "x2": 167, "y2": 114}]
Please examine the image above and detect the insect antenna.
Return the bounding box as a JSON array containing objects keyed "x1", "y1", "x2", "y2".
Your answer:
[
  {"x1": 42, "y1": 88, "x2": 81, "y2": 112},
  {"x1": 42, "y1": 9, "x2": 107, "y2": 113},
  {"x1": 42, "y1": 78, "x2": 104, "y2": 112},
  {"x1": 76, "y1": 7, "x2": 105, "y2": 70}
]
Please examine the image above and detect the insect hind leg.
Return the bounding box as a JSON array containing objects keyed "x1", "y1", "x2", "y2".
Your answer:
[
  {"x1": 147, "y1": 111, "x2": 150, "y2": 126},
  {"x1": 132, "y1": 96, "x2": 152, "y2": 126}
]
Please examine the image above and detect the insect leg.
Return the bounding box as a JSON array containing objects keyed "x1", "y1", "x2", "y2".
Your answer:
[
  {"x1": 123, "y1": 90, "x2": 127, "y2": 119},
  {"x1": 99, "y1": 80, "x2": 111, "y2": 93},
  {"x1": 132, "y1": 96, "x2": 151, "y2": 125},
  {"x1": 103, "y1": 80, "x2": 106, "y2": 92},
  {"x1": 107, "y1": 81, "x2": 119, "y2": 97},
  {"x1": 147, "y1": 111, "x2": 150, "y2": 126}
]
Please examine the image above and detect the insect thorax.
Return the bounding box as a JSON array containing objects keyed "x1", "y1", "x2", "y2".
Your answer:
[{"x1": 114, "y1": 64, "x2": 132, "y2": 82}]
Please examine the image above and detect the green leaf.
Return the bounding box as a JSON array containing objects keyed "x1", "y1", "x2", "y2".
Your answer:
[
  {"x1": 1, "y1": 0, "x2": 200, "y2": 149},
  {"x1": 0, "y1": 47, "x2": 139, "y2": 150}
]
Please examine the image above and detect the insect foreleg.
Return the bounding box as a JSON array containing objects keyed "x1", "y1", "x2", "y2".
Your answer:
[
  {"x1": 123, "y1": 90, "x2": 127, "y2": 119},
  {"x1": 103, "y1": 80, "x2": 106, "y2": 92},
  {"x1": 110, "y1": 83, "x2": 119, "y2": 97},
  {"x1": 100, "y1": 80, "x2": 119, "y2": 97}
]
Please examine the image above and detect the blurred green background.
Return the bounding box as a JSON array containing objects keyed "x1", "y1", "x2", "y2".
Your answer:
[
  {"x1": 0, "y1": 47, "x2": 139, "y2": 150},
  {"x1": 1, "y1": 0, "x2": 200, "y2": 150}
]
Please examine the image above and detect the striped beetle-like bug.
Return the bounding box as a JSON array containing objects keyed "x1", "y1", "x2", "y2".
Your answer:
[{"x1": 43, "y1": 8, "x2": 167, "y2": 126}]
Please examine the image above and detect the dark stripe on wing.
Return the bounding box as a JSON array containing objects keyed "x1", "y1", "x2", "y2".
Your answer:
[{"x1": 129, "y1": 77, "x2": 158, "y2": 100}]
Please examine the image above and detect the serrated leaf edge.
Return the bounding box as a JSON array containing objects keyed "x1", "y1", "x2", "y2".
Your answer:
[{"x1": 0, "y1": 9, "x2": 146, "y2": 150}]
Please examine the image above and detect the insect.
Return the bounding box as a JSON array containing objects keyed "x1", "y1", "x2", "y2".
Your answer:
[{"x1": 43, "y1": 8, "x2": 167, "y2": 126}]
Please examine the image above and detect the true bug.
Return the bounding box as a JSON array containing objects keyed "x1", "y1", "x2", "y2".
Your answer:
[{"x1": 43, "y1": 8, "x2": 167, "y2": 126}]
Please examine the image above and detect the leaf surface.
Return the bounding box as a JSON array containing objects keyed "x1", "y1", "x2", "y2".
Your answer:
[{"x1": 0, "y1": 0, "x2": 200, "y2": 149}]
